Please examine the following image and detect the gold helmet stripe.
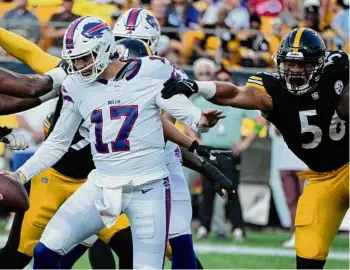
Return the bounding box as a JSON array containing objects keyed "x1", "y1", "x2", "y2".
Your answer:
[{"x1": 292, "y1": 28, "x2": 305, "y2": 52}]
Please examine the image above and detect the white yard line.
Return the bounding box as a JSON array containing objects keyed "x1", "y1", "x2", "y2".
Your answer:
[
  {"x1": 194, "y1": 244, "x2": 349, "y2": 261},
  {"x1": 1, "y1": 235, "x2": 348, "y2": 261}
]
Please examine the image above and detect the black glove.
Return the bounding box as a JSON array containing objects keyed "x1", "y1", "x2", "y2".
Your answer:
[
  {"x1": 161, "y1": 78, "x2": 199, "y2": 99},
  {"x1": 56, "y1": 59, "x2": 69, "y2": 73},
  {"x1": 196, "y1": 144, "x2": 235, "y2": 161},
  {"x1": 200, "y1": 157, "x2": 235, "y2": 203},
  {"x1": 0, "y1": 126, "x2": 13, "y2": 141}
]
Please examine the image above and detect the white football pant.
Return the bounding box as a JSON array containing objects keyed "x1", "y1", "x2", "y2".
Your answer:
[{"x1": 39, "y1": 177, "x2": 171, "y2": 269}]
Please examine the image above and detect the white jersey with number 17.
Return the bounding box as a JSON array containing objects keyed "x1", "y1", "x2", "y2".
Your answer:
[{"x1": 19, "y1": 56, "x2": 201, "y2": 187}]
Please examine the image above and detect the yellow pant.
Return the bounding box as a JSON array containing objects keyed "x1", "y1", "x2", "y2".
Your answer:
[
  {"x1": 295, "y1": 163, "x2": 349, "y2": 260},
  {"x1": 18, "y1": 168, "x2": 130, "y2": 256}
]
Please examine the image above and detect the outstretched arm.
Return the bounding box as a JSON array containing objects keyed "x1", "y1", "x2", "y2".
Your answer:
[
  {"x1": 206, "y1": 82, "x2": 273, "y2": 111},
  {"x1": 0, "y1": 27, "x2": 60, "y2": 74},
  {"x1": 156, "y1": 91, "x2": 225, "y2": 132},
  {"x1": 0, "y1": 68, "x2": 53, "y2": 98},
  {"x1": 0, "y1": 94, "x2": 41, "y2": 114},
  {"x1": 0, "y1": 65, "x2": 66, "y2": 99},
  {"x1": 161, "y1": 78, "x2": 273, "y2": 111}
]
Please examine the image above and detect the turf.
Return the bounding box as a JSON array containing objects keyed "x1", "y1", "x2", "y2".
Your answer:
[{"x1": 71, "y1": 231, "x2": 349, "y2": 269}]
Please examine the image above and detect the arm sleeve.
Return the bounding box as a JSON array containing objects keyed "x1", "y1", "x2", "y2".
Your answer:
[
  {"x1": 18, "y1": 101, "x2": 82, "y2": 181},
  {"x1": 156, "y1": 91, "x2": 202, "y2": 132},
  {"x1": 0, "y1": 28, "x2": 60, "y2": 74},
  {"x1": 244, "y1": 109, "x2": 259, "y2": 119}
]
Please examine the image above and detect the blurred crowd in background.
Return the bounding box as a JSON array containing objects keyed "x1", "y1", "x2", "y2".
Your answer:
[
  {"x1": 0, "y1": 0, "x2": 349, "y2": 67},
  {"x1": 0, "y1": 0, "x2": 349, "y2": 246}
]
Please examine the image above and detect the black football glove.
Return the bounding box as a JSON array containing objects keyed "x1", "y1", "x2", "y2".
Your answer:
[
  {"x1": 196, "y1": 144, "x2": 235, "y2": 161},
  {"x1": 56, "y1": 59, "x2": 69, "y2": 73},
  {"x1": 200, "y1": 157, "x2": 235, "y2": 203},
  {"x1": 161, "y1": 78, "x2": 199, "y2": 99}
]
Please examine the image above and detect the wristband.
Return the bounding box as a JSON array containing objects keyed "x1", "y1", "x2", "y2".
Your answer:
[
  {"x1": 39, "y1": 89, "x2": 59, "y2": 103},
  {"x1": 45, "y1": 67, "x2": 67, "y2": 90},
  {"x1": 188, "y1": 140, "x2": 199, "y2": 153},
  {"x1": 15, "y1": 170, "x2": 27, "y2": 184},
  {"x1": 195, "y1": 81, "x2": 216, "y2": 99}
]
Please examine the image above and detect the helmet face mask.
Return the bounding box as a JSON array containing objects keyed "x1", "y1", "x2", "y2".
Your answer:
[
  {"x1": 276, "y1": 28, "x2": 326, "y2": 96},
  {"x1": 113, "y1": 9, "x2": 161, "y2": 54},
  {"x1": 277, "y1": 58, "x2": 324, "y2": 95},
  {"x1": 66, "y1": 44, "x2": 107, "y2": 85},
  {"x1": 62, "y1": 17, "x2": 115, "y2": 85}
]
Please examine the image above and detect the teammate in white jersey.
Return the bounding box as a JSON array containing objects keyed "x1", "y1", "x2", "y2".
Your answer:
[
  {"x1": 7, "y1": 17, "x2": 223, "y2": 269},
  {"x1": 113, "y1": 8, "x2": 198, "y2": 268}
]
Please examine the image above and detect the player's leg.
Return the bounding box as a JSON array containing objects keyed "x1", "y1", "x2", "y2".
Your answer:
[
  {"x1": 123, "y1": 177, "x2": 171, "y2": 269},
  {"x1": 33, "y1": 178, "x2": 106, "y2": 268},
  {"x1": 0, "y1": 212, "x2": 31, "y2": 269},
  {"x1": 167, "y1": 161, "x2": 196, "y2": 269},
  {"x1": 59, "y1": 235, "x2": 97, "y2": 269},
  {"x1": 198, "y1": 175, "x2": 216, "y2": 238},
  {"x1": 88, "y1": 239, "x2": 116, "y2": 269},
  {"x1": 295, "y1": 164, "x2": 349, "y2": 269},
  {"x1": 96, "y1": 213, "x2": 133, "y2": 269}
]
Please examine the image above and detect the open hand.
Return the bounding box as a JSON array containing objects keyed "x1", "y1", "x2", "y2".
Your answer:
[{"x1": 199, "y1": 109, "x2": 225, "y2": 128}]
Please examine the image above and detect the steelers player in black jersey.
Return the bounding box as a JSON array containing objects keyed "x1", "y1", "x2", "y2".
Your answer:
[{"x1": 161, "y1": 27, "x2": 349, "y2": 269}]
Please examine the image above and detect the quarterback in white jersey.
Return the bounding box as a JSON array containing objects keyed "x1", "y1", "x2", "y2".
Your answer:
[
  {"x1": 11, "y1": 17, "x2": 223, "y2": 269},
  {"x1": 113, "y1": 9, "x2": 198, "y2": 269}
]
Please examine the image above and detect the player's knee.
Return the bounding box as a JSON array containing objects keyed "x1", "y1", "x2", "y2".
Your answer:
[
  {"x1": 295, "y1": 199, "x2": 328, "y2": 260},
  {"x1": 295, "y1": 228, "x2": 328, "y2": 260}
]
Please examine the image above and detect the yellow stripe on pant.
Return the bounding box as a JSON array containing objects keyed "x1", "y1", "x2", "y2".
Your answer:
[{"x1": 295, "y1": 163, "x2": 349, "y2": 260}]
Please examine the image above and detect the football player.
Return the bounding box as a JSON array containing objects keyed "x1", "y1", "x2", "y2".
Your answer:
[
  {"x1": 112, "y1": 9, "x2": 202, "y2": 269},
  {"x1": 0, "y1": 27, "x2": 232, "y2": 269},
  {"x1": 161, "y1": 28, "x2": 349, "y2": 269},
  {"x1": 5, "y1": 17, "x2": 224, "y2": 269}
]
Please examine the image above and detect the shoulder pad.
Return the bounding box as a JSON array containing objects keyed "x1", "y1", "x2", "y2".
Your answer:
[
  {"x1": 126, "y1": 56, "x2": 188, "y2": 81},
  {"x1": 245, "y1": 72, "x2": 277, "y2": 98},
  {"x1": 324, "y1": 50, "x2": 349, "y2": 70},
  {"x1": 60, "y1": 76, "x2": 80, "y2": 104}
]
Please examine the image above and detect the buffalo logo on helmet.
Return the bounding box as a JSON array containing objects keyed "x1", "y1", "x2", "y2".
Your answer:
[
  {"x1": 146, "y1": 14, "x2": 159, "y2": 31},
  {"x1": 81, "y1": 22, "x2": 111, "y2": 39}
]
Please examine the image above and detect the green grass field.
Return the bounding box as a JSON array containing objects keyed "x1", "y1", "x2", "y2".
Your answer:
[
  {"x1": 0, "y1": 220, "x2": 349, "y2": 269},
  {"x1": 70, "y1": 231, "x2": 349, "y2": 269}
]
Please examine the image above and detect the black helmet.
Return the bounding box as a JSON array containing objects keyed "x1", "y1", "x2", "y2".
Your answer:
[
  {"x1": 115, "y1": 38, "x2": 152, "y2": 61},
  {"x1": 276, "y1": 28, "x2": 326, "y2": 95}
]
